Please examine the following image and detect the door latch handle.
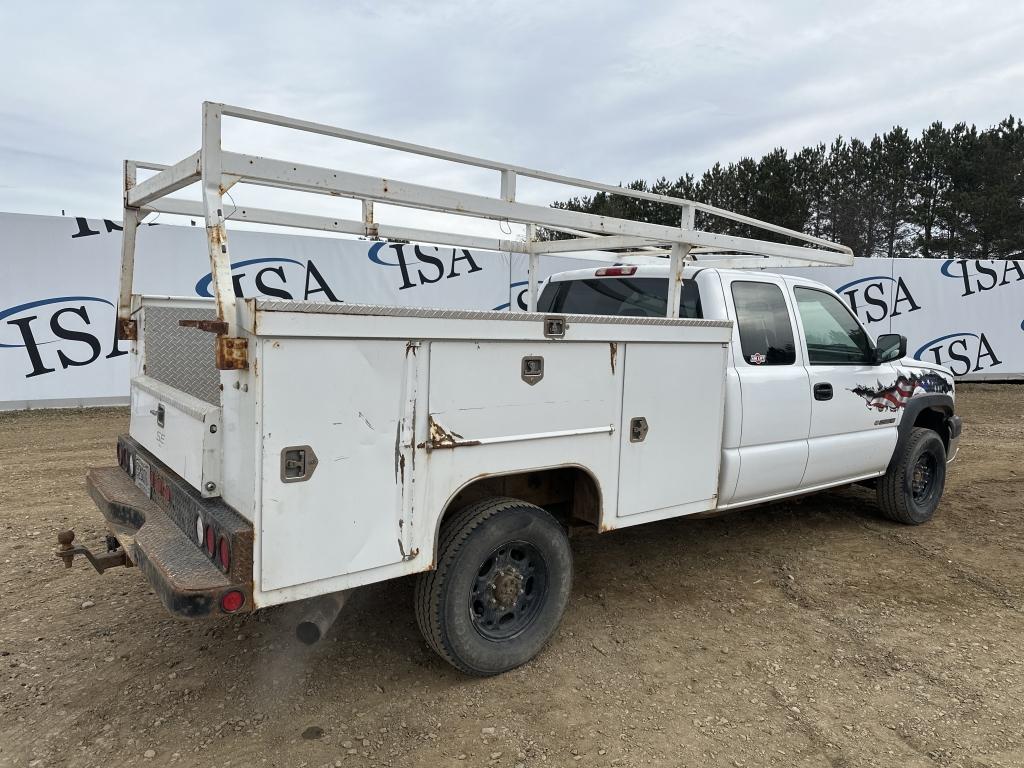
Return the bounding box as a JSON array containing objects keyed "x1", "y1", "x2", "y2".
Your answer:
[
  {"x1": 813, "y1": 383, "x2": 833, "y2": 401},
  {"x1": 629, "y1": 417, "x2": 649, "y2": 442},
  {"x1": 281, "y1": 445, "x2": 318, "y2": 482}
]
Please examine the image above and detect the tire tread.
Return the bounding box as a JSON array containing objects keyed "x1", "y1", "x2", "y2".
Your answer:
[
  {"x1": 414, "y1": 496, "x2": 547, "y2": 675},
  {"x1": 877, "y1": 426, "x2": 944, "y2": 524}
]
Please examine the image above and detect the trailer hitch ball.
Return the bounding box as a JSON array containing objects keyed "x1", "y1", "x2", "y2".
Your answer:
[
  {"x1": 54, "y1": 529, "x2": 130, "y2": 574},
  {"x1": 57, "y1": 530, "x2": 76, "y2": 568}
]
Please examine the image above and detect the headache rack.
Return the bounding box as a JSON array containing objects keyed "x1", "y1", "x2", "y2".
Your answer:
[{"x1": 117, "y1": 101, "x2": 853, "y2": 369}]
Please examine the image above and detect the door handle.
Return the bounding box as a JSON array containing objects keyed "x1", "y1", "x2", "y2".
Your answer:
[{"x1": 813, "y1": 383, "x2": 833, "y2": 401}]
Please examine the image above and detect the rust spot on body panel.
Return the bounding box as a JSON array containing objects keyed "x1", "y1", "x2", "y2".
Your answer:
[
  {"x1": 394, "y1": 422, "x2": 402, "y2": 483},
  {"x1": 179, "y1": 318, "x2": 229, "y2": 334},
  {"x1": 117, "y1": 317, "x2": 137, "y2": 341},
  {"x1": 428, "y1": 415, "x2": 458, "y2": 448},
  {"x1": 397, "y1": 539, "x2": 419, "y2": 560},
  {"x1": 609, "y1": 342, "x2": 617, "y2": 374},
  {"x1": 215, "y1": 336, "x2": 248, "y2": 370},
  {"x1": 207, "y1": 223, "x2": 227, "y2": 249},
  {"x1": 419, "y1": 415, "x2": 478, "y2": 451}
]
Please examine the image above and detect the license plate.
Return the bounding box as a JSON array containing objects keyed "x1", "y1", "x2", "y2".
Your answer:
[{"x1": 134, "y1": 457, "x2": 151, "y2": 497}]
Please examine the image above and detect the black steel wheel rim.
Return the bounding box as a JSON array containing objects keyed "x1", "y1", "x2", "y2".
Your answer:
[
  {"x1": 911, "y1": 452, "x2": 937, "y2": 502},
  {"x1": 470, "y1": 540, "x2": 548, "y2": 641}
]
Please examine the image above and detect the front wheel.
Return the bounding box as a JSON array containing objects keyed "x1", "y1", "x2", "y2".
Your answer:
[
  {"x1": 414, "y1": 497, "x2": 573, "y2": 676},
  {"x1": 877, "y1": 427, "x2": 947, "y2": 525}
]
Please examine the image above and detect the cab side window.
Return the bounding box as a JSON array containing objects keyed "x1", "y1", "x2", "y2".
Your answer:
[
  {"x1": 730, "y1": 281, "x2": 796, "y2": 365},
  {"x1": 794, "y1": 287, "x2": 874, "y2": 365}
]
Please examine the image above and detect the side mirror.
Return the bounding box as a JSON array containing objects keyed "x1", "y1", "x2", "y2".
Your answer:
[{"x1": 875, "y1": 333, "x2": 907, "y2": 363}]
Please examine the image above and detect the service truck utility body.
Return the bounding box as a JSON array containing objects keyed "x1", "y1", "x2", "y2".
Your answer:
[
  {"x1": 127, "y1": 297, "x2": 731, "y2": 604},
  {"x1": 60, "y1": 104, "x2": 961, "y2": 675}
]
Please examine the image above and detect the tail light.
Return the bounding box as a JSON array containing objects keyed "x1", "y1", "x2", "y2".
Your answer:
[
  {"x1": 218, "y1": 536, "x2": 230, "y2": 571},
  {"x1": 595, "y1": 265, "x2": 637, "y2": 277},
  {"x1": 205, "y1": 525, "x2": 216, "y2": 557},
  {"x1": 151, "y1": 474, "x2": 172, "y2": 504},
  {"x1": 221, "y1": 590, "x2": 245, "y2": 613}
]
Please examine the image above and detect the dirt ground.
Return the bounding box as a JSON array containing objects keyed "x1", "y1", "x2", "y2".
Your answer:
[{"x1": 2, "y1": 385, "x2": 1023, "y2": 768}]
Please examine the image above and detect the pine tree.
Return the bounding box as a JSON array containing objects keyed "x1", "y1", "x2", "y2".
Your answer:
[
  {"x1": 876, "y1": 127, "x2": 914, "y2": 258},
  {"x1": 909, "y1": 122, "x2": 948, "y2": 258},
  {"x1": 549, "y1": 116, "x2": 1023, "y2": 259}
]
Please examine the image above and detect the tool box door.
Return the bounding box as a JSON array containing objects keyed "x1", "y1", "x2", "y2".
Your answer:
[
  {"x1": 615, "y1": 342, "x2": 727, "y2": 522},
  {"x1": 258, "y1": 338, "x2": 414, "y2": 593}
]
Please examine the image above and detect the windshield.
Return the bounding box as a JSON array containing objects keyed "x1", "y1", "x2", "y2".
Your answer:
[{"x1": 538, "y1": 277, "x2": 702, "y2": 319}]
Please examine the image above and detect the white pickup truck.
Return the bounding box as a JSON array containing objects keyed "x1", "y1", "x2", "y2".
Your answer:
[{"x1": 57, "y1": 104, "x2": 961, "y2": 676}]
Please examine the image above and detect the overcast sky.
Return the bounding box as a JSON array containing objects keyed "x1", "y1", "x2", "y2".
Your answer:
[{"x1": 1, "y1": 0, "x2": 1022, "y2": 236}]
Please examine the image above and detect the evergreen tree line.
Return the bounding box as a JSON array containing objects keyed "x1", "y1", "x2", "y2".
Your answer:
[{"x1": 551, "y1": 117, "x2": 1024, "y2": 259}]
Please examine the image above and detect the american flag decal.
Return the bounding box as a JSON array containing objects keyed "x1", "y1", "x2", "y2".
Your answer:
[{"x1": 850, "y1": 372, "x2": 952, "y2": 412}]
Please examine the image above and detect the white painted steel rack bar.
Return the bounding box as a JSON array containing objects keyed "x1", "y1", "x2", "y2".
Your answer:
[{"x1": 118, "y1": 102, "x2": 854, "y2": 358}]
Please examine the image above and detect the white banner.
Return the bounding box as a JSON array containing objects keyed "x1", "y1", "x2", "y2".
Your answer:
[
  {"x1": 2, "y1": 212, "x2": 1022, "y2": 409},
  {"x1": 781, "y1": 259, "x2": 1024, "y2": 381}
]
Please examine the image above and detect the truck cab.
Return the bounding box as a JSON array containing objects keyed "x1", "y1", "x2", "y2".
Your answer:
[{"x1": 539, "y1": 263, "x2": 961, "y2": 515}]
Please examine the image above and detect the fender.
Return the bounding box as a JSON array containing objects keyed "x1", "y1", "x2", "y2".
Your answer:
[
  {"x1": 429, "y1": 463, "x2": 605, "y2": 564},
  {"x1": 888, "y1": 394, "x2": 955, "y2": 472}
]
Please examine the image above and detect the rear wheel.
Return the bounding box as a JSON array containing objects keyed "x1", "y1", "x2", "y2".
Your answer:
[
  {"x1": 877, "y1": 427, "x2": 947, "y2": 525},
  {"x1": 414, "y1": 497, "x2": 573, "y2": 676}
]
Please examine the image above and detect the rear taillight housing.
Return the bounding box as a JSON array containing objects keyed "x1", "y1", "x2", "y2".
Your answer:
[
  {"x1": 595, "y1": 265, "x2": 637, "y2": 277},
  {"x1": 205, "y1": 525, "x2": 216, "y2": 557}
]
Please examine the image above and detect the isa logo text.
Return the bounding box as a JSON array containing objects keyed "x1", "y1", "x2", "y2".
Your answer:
[
  {"x1": 195, "y1": 258, "x2": 340, "y2": 301},
  {"x1": 913, "y1": 331, "x2": 1002, "y2": 376},
  {"x1": 369, "y1": 243, "x2": 483, "y2": 290},
  {"x1": 0, "y1": 296, "x2": 125, "y2": 379},
  {"x1": 941, "y1": 259, "x2": 1024, "y2": 297},
  {"x1": 835, "y1": 275, "x2": 921, "y2": 324}
]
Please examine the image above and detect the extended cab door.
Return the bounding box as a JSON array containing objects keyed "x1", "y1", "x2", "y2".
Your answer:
[
  {"x1": 720, "y1": 277, "x2": 811, "y2": 504},
  {"x1": 789, "y1": 283, "x2": 899, "y2": 486}
]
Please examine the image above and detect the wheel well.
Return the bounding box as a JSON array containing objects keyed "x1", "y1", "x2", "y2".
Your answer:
[
  {"x1": 913, "y1": 407, "x2": 949, "y2": 449},
  {"x1": 436, "y1": 466, "x2": 602, "y2": 542}
]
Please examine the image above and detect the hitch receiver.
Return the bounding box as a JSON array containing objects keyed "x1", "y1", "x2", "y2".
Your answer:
[{"x1": 56, "y1": 530, "x2": 132, "y2": 574}]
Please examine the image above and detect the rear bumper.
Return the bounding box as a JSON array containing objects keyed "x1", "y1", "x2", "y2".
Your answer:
[{"x1": 86, "y1": 457, "x2": 253, "y2": 619}]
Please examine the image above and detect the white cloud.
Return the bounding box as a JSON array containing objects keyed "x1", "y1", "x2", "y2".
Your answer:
[{"x1": 1, "y1": 0, "x2": 1021, "y2": 236}]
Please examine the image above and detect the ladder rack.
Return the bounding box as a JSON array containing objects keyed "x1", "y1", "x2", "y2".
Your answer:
[{"x1": 118, "y1": 102, "x2": 853, "y2": 368}]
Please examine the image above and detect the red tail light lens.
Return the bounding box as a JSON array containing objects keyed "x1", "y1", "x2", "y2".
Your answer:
[
  {"x1": 595, "y1": 265, "x2": 638, "y2": 277},
  {"x1": 221, "y1": 590, "x2": 244, "y2": 613},
  {"x1": 151, "y1": 474, "x2": 172, "y2": 503},
  {"x1": 218, "y1": 537, "x2": 230, "y2": 571},
  {"x1": 205, "y1": 525, "x2": 215, "y2": 557}
]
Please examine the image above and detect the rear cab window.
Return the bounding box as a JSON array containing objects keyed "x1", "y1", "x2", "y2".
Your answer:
[
  {"x1": 729, "y1": 281, "x2": 796, "y2": 365},
  {"x1": 538, "y1": 277, "x2": 702, "y2": 319}
]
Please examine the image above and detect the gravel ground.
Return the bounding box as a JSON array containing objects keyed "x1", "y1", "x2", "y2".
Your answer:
[{"x1": 1, "y1": 384, "x2": 1023, "y2": 768}]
